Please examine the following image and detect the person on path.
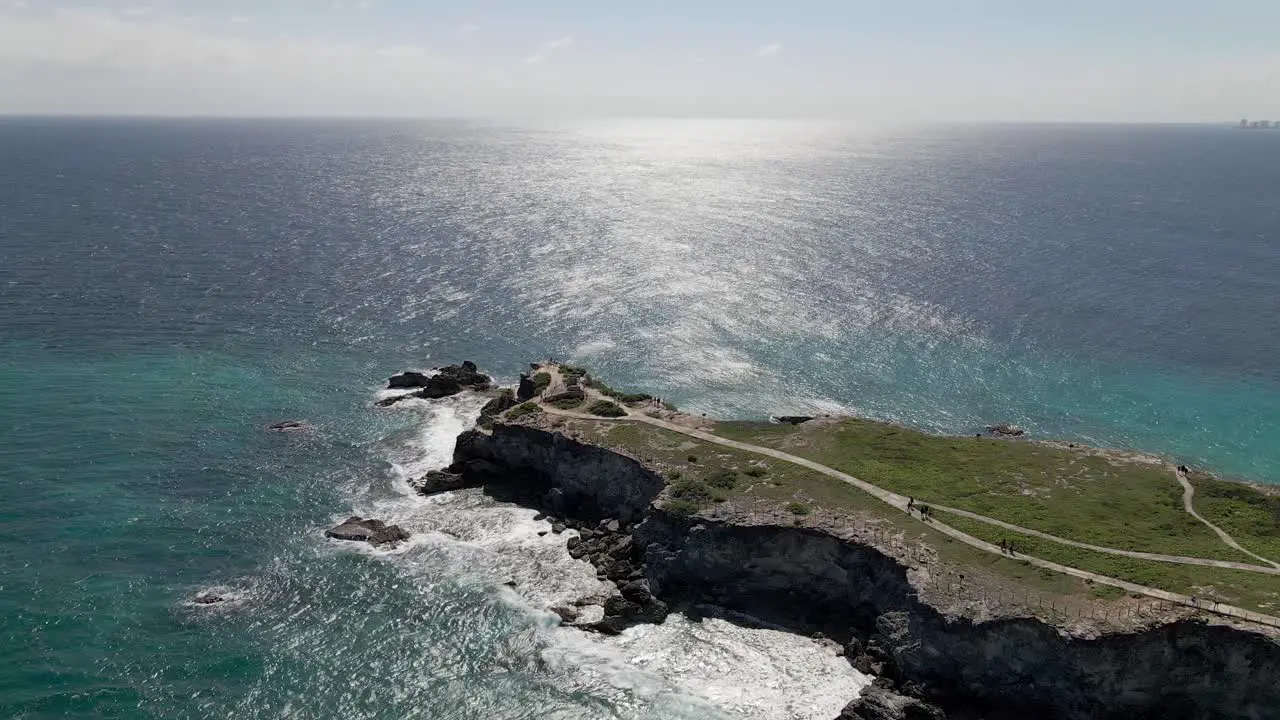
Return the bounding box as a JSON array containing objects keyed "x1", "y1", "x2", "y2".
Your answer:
[{"x1": 907, "y1": 497, "x2": 915, "y2": 512}]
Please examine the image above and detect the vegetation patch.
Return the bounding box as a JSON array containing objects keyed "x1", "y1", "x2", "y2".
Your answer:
[
  {"x1": 587, "y1": 400, "x2": 627, "y2": 418},
  {"x1": 506, "y1": 402, "x2": 542, "y2": 420},
  {"x1": 585, "y1": 377, "x2": 654, "y2": 405},
  {"x1": 560, "y1": 365, "x2": 589, "y2": 383},
  {"x1": 704, "y1": 469, "x2": 739, "y2": 490},
  {"x1": 549, "y1": 395, "x2": 585, "y2": 410},
  {"x1": 787, "y1": 502, "x2": 812, "y2": 516},
  {"x1": 532, "y1": 372, "x2": 552, "y2": 394},
  {"x1": 671, "y1": 478, "x2": 727, "y2": 506}
]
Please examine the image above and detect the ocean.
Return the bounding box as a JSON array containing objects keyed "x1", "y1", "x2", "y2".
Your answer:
[{"x1": 1, "y1": 118, "x2": 1277, "y2": 718}]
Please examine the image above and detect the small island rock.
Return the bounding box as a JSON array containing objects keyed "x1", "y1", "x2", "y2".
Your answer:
[{"x1": 325, "y1": 516, "x2": 411, "y2": 547}]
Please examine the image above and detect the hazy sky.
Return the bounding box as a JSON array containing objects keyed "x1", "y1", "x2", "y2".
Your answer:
[{"x1": 2, "y1": 0, "x2": 1278, "y2": 121}]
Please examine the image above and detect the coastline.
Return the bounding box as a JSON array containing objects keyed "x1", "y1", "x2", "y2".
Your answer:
[{"x1": 364, "y1": 360, "x2": 1280, "y2": 720}]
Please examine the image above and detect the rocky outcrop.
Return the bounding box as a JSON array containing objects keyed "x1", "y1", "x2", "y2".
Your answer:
[
  {"x1": 837, "y1": 685, "x2": 945, "y2": 720},
  {"x1": 480, "y1": 389, "x2": 518, "y2": 419},
  {"x1": 986, "y1": 424, "x2": 1025, "y2": 437},
  {"x1": 385, "y1": 362, "x2": 492, "y2": 398},
  {"x1": 454, "y1": 424, "x2": 663, "y2": 525},
  {"x1": 450, "y1": 421, "x2": 1280, "y2": 720},
  {"x1": 267, "y1": 420, "x2": 309, "y2": 431},
  {"x1": 325, "y1": 516, "x2": 410, "y2": 546},
  {"x1": 516, "y1": 374, "x2": 538, "y2": 401},
  {"x1": 774, "y1": 416, "x2": 815, "y2": 425}
]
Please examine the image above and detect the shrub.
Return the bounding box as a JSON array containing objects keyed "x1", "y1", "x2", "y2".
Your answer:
[
  {"x1": 587, "y1": 400, "x2": 626, "y2": 418},
  {"x1": 705, "y1": 469, "x2": 739, "y2": 490},
  {"x1": 687, "y1": 455, "x2": 698, "y2": 463},
  {"x1": 668, "y1": 470, "x2": 683, "y2": 480},
  {"x1": 618, "y1": 392, "x2": 654, "y2": 405},
  {"x1": 671, "y1": 478, "x2": 725, "y2": 505},
  {"x1": 550, "y1": 395, "x2": 585, "y2": 410},
  {"x1": 744, "y1": 467, "x2": 767, "y2": 478},
  {"x1": 560, "y1": 364, "x2": 589, "y2": 383},
  {"x1": 532, "y1": 372, "x2": 552, "y2": 393},
  {"x1": 666, "y1": 499, "x2": 702, "y2": 517},
  {"x1": 507, "y1": 403, "x2": 542, "y2": 420},
  {"x1": 787, "y1": 502, "x2": 812, "y2": 516}
]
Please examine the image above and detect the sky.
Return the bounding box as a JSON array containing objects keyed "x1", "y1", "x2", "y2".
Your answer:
[{"x1": 1, "y1": 0, "x2": 1278, "y2": 121}]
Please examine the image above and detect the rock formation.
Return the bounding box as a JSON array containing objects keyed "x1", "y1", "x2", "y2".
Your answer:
[
  {"x1": 380, "y1": 362, "x2": 494, "y2": 406},
  {"x1": 324, "y1": 516, "x2": 410, "y2": 547}
]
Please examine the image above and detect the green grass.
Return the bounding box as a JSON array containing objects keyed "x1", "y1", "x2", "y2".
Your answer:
[
  {"x1": 787, "y1": 502, "x2": 812, "y2": 516},
  {"x1": 1189, "y1": 475, "x2": 1280, "y2": 562},
  {"x1": 714, "y1": 420, "x2": 1256, "y2": 564},
  {"x1": 942, "y1": 513, "x2": 1280, "y2": 614}
]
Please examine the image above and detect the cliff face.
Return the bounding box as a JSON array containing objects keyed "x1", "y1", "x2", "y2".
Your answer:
[
  {"x1": 456, "y1": 423, "x2": 1280, "y2": 720},
  {"x1": 454, "y1": 424, "x2": 664, "y2": 524}
]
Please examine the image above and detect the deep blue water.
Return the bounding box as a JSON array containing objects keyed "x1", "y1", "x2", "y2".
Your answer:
[{"x1": 1, "y1": 119, "x2": 1278, "y2": 718}]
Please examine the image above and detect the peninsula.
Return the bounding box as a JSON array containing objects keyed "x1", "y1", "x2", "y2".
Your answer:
[{"x1": 370, "y1": 361, "x2": 1280, "y2": 720}]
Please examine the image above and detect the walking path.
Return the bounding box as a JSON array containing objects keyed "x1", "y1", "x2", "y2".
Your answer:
[
  {"x1": 1174, "y1": 468, "x2": 1280, "y2": 569},
  {"x1": 926, "y1": 504, "x2": 1280, "y2": 575},
  {"x1": 526, "y1": 366, "x2": 1280, "y2": 629}
]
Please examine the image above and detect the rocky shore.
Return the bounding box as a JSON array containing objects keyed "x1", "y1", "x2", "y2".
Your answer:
[{"x1": 383, "y1": 363, "x2": 1280, "y2": 720}]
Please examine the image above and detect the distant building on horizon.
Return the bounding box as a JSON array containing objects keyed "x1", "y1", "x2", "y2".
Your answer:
[{"x1": 1239, "y1": 118, "x2": 1276, "y2": 129}]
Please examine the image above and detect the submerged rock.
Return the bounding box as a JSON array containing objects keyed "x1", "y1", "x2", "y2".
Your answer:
[
  {"x1": 325, "y1": 516, "x2": 410, "y2": 547},
  {"x1": 192, "y1": 591, "x2": 227, "y2": 605},
  {"x1": 267, "y1": 420, "x2": 309, "y2": 432}
]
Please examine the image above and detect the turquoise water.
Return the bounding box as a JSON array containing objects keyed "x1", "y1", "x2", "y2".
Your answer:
[{"x1": 2, "y1": 119, "x2": 1278, "y2": 718}]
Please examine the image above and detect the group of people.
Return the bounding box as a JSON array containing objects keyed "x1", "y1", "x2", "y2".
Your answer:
[
  {"x1": 906, "y1": 497, "x2": 932, "y2": 521},
  {"x1": 999, "y1": 538, "x2": 1018, "y2": 556}
]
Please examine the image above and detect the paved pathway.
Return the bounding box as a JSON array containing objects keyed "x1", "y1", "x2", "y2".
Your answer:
[
  {"x1": 526, "y1": 366, "x2": 1280, "y2": 629},
  {"x1": 1174, "y1": 468, "x2": 1280, "y2": 569}
]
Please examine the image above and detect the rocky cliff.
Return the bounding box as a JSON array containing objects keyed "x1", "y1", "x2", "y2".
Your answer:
[{"x1": 453, "y1": 422, "x2": 1280, "y2": 720}]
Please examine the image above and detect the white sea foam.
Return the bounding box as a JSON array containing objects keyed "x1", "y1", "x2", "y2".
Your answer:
[{"x1": 337, "y1": 389, "x2": 869, "y2": 719}]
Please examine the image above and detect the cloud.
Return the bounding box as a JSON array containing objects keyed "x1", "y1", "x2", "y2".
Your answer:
[
  {"x1": 756, "y1": 42, "x2": 782, "y2": 57},
  {"x1": 458, "y1": 23, "x2": 480, "y2": 34},
  {"x1": 356, "y1": 0, "x2": 372, "y2": 9},
  {"x1": 229, "y1": 15, "x2": 250, "y2": 25},
  {"x1": 523, "y1": 36, "x2": 573, "y2": 65}
]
